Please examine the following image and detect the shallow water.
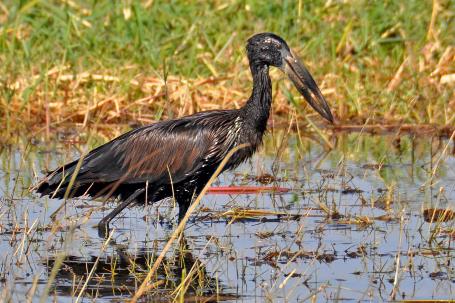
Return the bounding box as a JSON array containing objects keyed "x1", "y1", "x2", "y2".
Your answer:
[{"x1": 0, "y1": 131, "x2": 454, "y2": 302}]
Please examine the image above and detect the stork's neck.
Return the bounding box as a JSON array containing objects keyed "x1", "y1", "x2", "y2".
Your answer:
[{"x1": 241, "y1": 64, "x2": 272, "y2": 133}]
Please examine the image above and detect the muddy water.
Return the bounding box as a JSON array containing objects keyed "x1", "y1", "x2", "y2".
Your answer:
[{"x1": 0, "y1": 132, "x2": 454, "y2": 302}]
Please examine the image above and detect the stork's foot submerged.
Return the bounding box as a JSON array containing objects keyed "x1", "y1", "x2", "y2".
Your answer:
[{"x1": 97, "y1": 217, "x2": 112, "y2": 238}]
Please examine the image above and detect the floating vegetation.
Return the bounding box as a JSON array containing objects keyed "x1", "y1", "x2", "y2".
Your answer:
[{"x1": 423, "y1": 208, "x2": 455, "y2": 223}]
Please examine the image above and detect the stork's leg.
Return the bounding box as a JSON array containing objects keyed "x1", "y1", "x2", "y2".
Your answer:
[
  {"x1": 98, "y1": 188, "x2": 145, "y2": 237},
  {"x1": 177, "y1": 191, "x2": 200, "y2": 223},
  {"x1": 178, "y1": 202, "x2": 190, "y2": 223}
]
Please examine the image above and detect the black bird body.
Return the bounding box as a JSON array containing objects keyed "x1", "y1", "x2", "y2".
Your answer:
[
  {"x1": 38, "y1": 109, "x2": 262, "y2": 205},
  {"x1": 35, "y1": 33, "x2": 333, "y2": 230}
]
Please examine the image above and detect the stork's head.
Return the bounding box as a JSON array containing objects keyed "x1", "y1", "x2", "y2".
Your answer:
[{"x1": 247, "y1": 33, "x2": 334, "y2": 123}]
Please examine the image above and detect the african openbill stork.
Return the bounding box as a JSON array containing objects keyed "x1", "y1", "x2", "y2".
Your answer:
[{"x1": 35, "y1": 33, "x2": 333, "y2": 233}]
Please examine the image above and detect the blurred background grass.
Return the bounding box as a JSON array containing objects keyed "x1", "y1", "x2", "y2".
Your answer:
[{"x1": 0, "y1": 0, "x2": 453, "y2": 138}]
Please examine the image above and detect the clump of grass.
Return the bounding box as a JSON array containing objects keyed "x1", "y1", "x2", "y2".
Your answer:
[{"x1": 0, "y1": 1, "x2": 453, "y2": 140}]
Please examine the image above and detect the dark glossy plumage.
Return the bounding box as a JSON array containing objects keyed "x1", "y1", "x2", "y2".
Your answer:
[
  {"x1": 38, "y1": 109, "x2": 259, "y2": 204},
  {"x1": 35, "y1": 33, "x2": 333, "y2": 231}
]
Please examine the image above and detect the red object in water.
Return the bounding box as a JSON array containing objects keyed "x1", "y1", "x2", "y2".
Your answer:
[{"x1": 207, "y1": 186, "x2": 290, "y2": 194}]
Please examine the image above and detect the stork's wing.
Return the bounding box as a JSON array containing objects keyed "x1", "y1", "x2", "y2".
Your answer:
[
  {"x1": 76, "y1": 122, "x2": 213, "y2": 184},
  {"x1": 36, "y1": 111, "x2": 235, "y2": 195}
]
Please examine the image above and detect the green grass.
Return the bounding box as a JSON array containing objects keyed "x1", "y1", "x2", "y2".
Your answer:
[{"x1": 0, "y1": 0, "x2": 453, "y2": 136}]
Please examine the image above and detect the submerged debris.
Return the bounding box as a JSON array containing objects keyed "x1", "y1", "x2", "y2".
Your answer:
[
  {"x1": 254, "y1": 173, "x2": 277, "y2": 184},
  {"x1": 423, "y1": 208, "x2": 455, "y2": 223},
  {"x1": 262, "y1": 249, "x2": 337, "y2": 264}
]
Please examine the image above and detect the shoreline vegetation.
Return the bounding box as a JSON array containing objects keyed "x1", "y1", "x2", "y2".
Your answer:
[{"x1": 0, "y1": 1, "x2": 453, "y2": 141}]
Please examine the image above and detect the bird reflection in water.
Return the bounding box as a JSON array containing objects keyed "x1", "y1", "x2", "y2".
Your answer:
[{"x1": 44, "y1": 236, "x2": 237, "y2": 301}]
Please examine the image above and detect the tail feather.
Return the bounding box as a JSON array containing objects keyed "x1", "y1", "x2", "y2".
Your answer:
[
  {"x1": 34, "y1": 159, "x2": 83, "y2": 198},
  {"x1": 33, "y1": 160, "x2": 129, "y2": 199}
]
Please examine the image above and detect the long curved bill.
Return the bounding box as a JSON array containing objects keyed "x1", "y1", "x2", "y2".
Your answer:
[{"x1": 283, "y1": 51, "x2": 334, "y2": 123}]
